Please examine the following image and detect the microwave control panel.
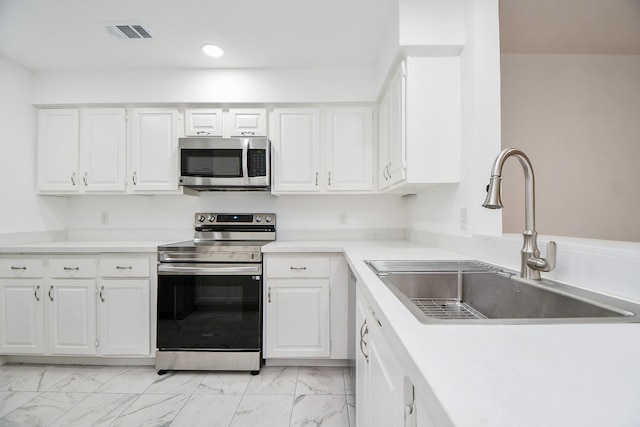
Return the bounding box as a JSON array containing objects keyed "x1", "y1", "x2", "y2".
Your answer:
[{"x1": 248, "y1": 149, "x2": 267, "y2": 177}]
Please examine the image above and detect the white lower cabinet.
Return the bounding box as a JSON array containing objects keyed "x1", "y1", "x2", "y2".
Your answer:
[
  {"x1": 264, "y1": 253, "x2": 349, "y2": 360},
  {"x1": 356, "y1": 282, "x2": 433, "y2": 427},
  {"x1": 0, "y1": 279, "x2": 45, "y2": 354},
  {"x1": 98, "y1": 279, "x2": 150, "y2": 356},
  {"x1": 0, "y1": 254, "x2": 153, "y2": 358},
  {"x1": 48, "y1": 279, "x2": 97, "y2": 355}
]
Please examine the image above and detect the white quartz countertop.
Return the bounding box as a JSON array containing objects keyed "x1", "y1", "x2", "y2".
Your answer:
[
  {"x1": 0, "y1": 240, "x2": 169, "y2": 253},
  {"x1": 268, "y1": 240, "x2": 640, "y2": 426}
]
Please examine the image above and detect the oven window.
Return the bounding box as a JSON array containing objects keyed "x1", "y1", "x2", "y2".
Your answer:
[
  {"x1": 157, "y1": 274, "x2": 261, "y2": 350},
  {"x1": 181, "y1": 149, "x2": 242, "y2": 177}
]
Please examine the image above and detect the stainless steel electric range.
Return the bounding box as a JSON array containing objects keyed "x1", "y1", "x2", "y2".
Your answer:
[{"x1": 156, "y1": 213, "x2": 275, "y2": 375}]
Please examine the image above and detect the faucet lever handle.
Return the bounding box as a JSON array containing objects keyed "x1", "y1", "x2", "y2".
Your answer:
[{"x1": 527, "y1": 241, "x2": 557, "y2": 272}]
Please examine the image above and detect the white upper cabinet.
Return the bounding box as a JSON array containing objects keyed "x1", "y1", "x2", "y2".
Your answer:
[
  {"x1": 326, "y1": 106, "x2": 373, "y2": 192},
  {"x1": 271, "y1": 106, "x2": 374, "y2": 194},
  {"x1": 271, "y1": 108, "x2": 322, "y2": 193},
  {"x1": 378, "y1": 57, "x2": 461, "y2": 194},
  {"x1": 127, "y1": 108, "x2": 180, "y2": 193},
  {"x1": 37, "y1": 109, "x2": 79, "y2": 192},
  {"x1": 228, "y1": 108, "x2": 267, "y2": 137},
  {"x1": 79, "y1": 108, "x2": 127, "y2": 192},
  {"x1": 184, "y1": 108, "x2": 223, "y2": 137}
]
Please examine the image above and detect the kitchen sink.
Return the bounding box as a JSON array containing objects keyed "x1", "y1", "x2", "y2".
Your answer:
[{"x1": 366, "y1": 260, "x2": 640, "y2": 324}]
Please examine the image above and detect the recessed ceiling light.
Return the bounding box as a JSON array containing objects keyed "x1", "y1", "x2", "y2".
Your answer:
[{"x1": 201, "y1": 44, "x2": 224, "y2": 58}]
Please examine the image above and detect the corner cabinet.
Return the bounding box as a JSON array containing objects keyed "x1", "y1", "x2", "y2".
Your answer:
[
  {"x1": 0, "y1": 253, "x2": 153, "y2": 358},
  {"x1": 37, "y1": 108, "x2": 182, "y2": 195},
  {"x1": 378, "y1": 57, "x2": 461, "y2": 194},
  {"x1": 264, "y1": 253, "x2": 349, "y2": 360},
  {"x1": 271, "y1": 107, "x2": 374, "y2": 194}
]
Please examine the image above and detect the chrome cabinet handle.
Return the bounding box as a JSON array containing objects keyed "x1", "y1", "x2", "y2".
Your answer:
[
  {"x1": 315, "y1": 172, "x2": 319, "y2": 186},
  {"x1": 71, "y1": 172, "x2": 76, "y2": 186},
  {"x1": 241, "y1": 131, "x2": 255, "y2": 136},
  {"x1": 132, "y1": 171, "x2": 137, "y2": 185},
  {"x1": 267, "y1": 287, "x2": 271, "y2": 303},
  {"x1": 63, "y1": 266, "x2": 80, "y2": 271},
  {"x1": 34, "y1": 285, "x2": 40, "y2": 302},
  {"x1": 359, "y1": 320, "x2": 369, "y2": 363},
  {"x1": 328, "y1": 172, "x2": 332, "y2": 186},
  {"x1": 83, "y1": 172, "x2": 88, "y2": 186},
  {"x1": 48, "y1": 285, "x2": 54, "y2": 301},
  {"x1": 11, "y1": 266, "x2": 26, "y2": 270},
  {"x1": 290, "y1": 266, "x2": 307, "y2": 271},
  {"x1": 116, "y1": 266, "x2": 133, "y2": 270},
  {"x1": 99, "y1": 286, "x2": 105, "y2": 302},
  {"x1": 196, "y1": 131, "x2": 211, "y2": 135}
]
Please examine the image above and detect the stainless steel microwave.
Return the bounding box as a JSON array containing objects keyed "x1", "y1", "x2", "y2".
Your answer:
[{"x1": 178, "y1": 137, "x2": 270, "y2": 190}]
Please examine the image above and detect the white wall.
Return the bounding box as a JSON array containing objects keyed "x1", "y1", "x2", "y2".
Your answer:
[
  {"x1": 0, "y1": 56, "x2": 68, "y2": 241},
  {"x1": 65, "y1": 193, "x2": 407, "y2": 241}
]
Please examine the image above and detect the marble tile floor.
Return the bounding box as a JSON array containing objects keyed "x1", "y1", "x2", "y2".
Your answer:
[{"x1": 0, "y1": 364, "x2": 355, "y2": 427}]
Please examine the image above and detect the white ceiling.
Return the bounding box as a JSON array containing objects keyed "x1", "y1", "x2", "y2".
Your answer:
[
  {"x1": 0, "y1": 0, "x2": 395, "y2": 71},
  {"x1": 1, "y1": 0, "x2": 639, "y2": 72}
]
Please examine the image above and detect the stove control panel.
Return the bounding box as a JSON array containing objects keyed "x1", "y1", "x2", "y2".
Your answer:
[{"x1": 194, "y1": 213, "x2": 276, "y2": 226}]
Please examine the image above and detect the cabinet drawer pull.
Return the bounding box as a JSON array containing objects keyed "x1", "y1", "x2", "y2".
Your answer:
[
  {"x1": 71, "y1": 172, "x2": 76, "y2": 186},
  {"x1": 196, "y1": 131, "x2": 211, "y2": 135},
  {"x1": 359, "y1": 320, "x2": 369, "y2": 363},
  {"x1": 11, "y1": 266, "x2": 27, "y2": 270},
  {"x1": 315, "y1": 172, "x2": 319, "y2": 186},
  {"x1": 328, "y1": 171, "x2": 332, "y2": 186},
  {"x1": 267, "y1": 287, "x2": 271, "y2": 303},
  {"x1": 116, "y1": 266, "x2": 133, "y2": 270},
  {"x1": 99, "y1": 286, "x2": 105, "y2": 302},
  {"x1": 63, "y1": 266, "x2": 80, "y2": 271},
  {"x1": 241, "y1": 131, "x2": 255, "y2": 136},
  {"x1": 34, "y1": 285, "x2": 40, "y2": 302},
  {"x1": 48, "y1": 285, "x2": 54, "y2": 301},
  {"x1": 83, "y1": 172, "x2": 88, "y2": 186},
  {"x1": 132, "y1": 171, "x2": 138, "y2": 186},
  {"x1": 290, "y1": 267, "x2": 307, "y2": 271}
]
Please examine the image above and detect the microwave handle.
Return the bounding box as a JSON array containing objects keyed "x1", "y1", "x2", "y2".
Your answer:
[{"x1": 242, "y1": 138, "x2": 249, "y2": 180}]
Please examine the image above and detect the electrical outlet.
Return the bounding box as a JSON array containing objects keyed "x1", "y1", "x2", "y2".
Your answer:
[
  {"x1": 460, "y1": 208, "x2": 467, "y2": 231},
  {"x1": 100, "y1": 211, "x2": 109, "y2": 225},
  {"x1": 339, "y1": 211, "x2": 348, "y2": 225}
]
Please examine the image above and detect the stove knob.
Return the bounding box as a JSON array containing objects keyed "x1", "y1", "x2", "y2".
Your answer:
[
  {"x1": 197, "y1": 214, "x2": 206, "y2": 222},
  {"x1": 255, "y1": 216, "x2": 262, "y2": 223},
  {"x1": 208, "y1": 215, "x2": 216, "y2": 222},
  {"x1": 265, "y1": 215, "x2": 272, "y2": 223}
]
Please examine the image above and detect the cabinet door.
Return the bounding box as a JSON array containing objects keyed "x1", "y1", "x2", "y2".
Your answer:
[
  {"x1": 326, "y1": 107, "x2": 373, "y2": 192},
  {"x1": 98, "y1": 279, "x2": 150, "y2": 356},
  {"x1": 271, "y1": 108, "x2": 321, "y2": 192},
  {"x1": 378, "y1": 91, "x2": 392, "y2": 191},
  {"x1": 37, "y1": 109, "x2": 79, "y2": 192},
  {"x1": 79, "y1": 108, "x2": 127, "y2": 192},
  {"x1": 388, "y1": 62, "x2": 406, "y2": 186},
  {"x1": 0, "y1": 279, "x2": 44, "y2": 354},
  {"x1": 228, "y1": 108, "x2": 267, "y2": 137},
  {"x1": 368, "y1": 312, "x2": 404, "y2": 427},
  {"x1": 184, "y1": 108, "x2": 223, "y2": 136},
  {"x1": 265, "y1": 278, "x2": 330, "y2": 358},
  {"x1": 47, "y1": 280, "x2": 96, "y2": 355},
  {"x1": 355, "y1": 290, "x2": 370, "y2": 427},
  {"x1": 128, "y1": 108, "x2": 180, "y2": 192}
]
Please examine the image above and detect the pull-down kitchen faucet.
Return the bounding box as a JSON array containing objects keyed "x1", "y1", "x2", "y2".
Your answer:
[{"x1": 483, "y1": 148, "x2": 556, "y2": 280}]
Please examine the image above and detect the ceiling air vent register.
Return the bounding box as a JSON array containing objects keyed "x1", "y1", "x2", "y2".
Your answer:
[{"x1": 102, "y1": 23, "x2": 154, "y2": 40}]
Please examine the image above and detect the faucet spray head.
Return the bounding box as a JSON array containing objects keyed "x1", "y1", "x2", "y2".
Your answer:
[{"x1": 482, "y1": 176, "x2": 504, "y2": 209}]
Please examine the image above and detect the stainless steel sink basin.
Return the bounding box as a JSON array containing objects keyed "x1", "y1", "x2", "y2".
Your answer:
[{"x1": 366, "y1": 260, "x2": 640, "y2": 324}]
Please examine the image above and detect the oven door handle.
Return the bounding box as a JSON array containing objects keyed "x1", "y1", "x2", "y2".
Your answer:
[{"x1": 158, "y1": 263, "x2": 262, "y2": 276}]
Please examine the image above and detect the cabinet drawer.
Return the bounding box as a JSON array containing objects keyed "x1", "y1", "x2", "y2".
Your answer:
[
  {"x1": 49, "y1": 258, "x2": 97, "y2": 278},
  {"x1": 267, "y1": 257, "x2": 330, "y2": 278},
  {"x1": 100, "y1": 258, "x2": 150, "y2": 278},
  {"x1": 0, "y1": 258, "x2": 44, "y2": 278}
]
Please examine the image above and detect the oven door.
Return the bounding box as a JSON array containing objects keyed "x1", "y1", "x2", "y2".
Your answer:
[{"x1": 157, "y1": 263, "x2": 262, "y2": 351}]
